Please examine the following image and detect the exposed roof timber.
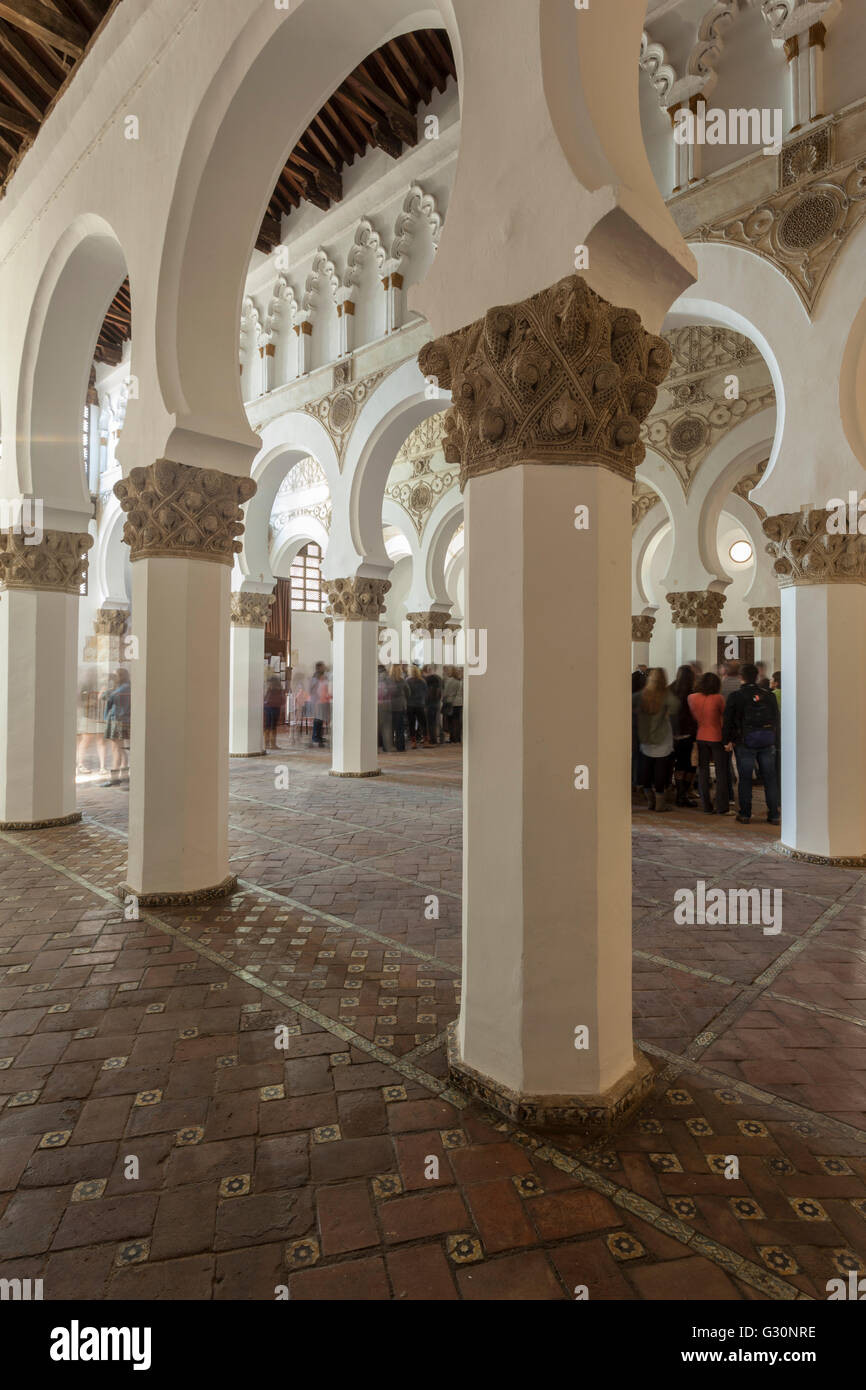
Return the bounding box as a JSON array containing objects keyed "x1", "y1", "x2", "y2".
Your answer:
[
  {"x1": 256, "y1": 28, "x2": 455, "y2": 246},
  {"x1": 0, "y1": 0, "x2": 88, "y2": 60},
  {"x1": 94, "y1": 275, "x2": 131, "y2": 366}
]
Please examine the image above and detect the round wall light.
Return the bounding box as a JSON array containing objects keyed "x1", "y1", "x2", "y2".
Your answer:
[{"x1": 729, "y1": 540, "x2": 753, "y2": 564}]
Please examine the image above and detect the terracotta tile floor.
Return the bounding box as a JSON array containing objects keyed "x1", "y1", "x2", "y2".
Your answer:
[{"x1": 0, "y1": 745, "x2": 865, "y2": 1300}]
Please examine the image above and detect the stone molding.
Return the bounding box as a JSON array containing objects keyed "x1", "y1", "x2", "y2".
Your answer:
[
  {"x1": 631, "y1": 614, "x2": 656, "y2": 642},
  {"x1": 417, "y1": 274, "x2": 672, "y2": 489},
  {"x1": 666, "y1": 589, "x2": 727, "y2": 628},
  {"x1": 114, "y1": 459, "x2": 256, "y2": 566},
  {"x1": 230, "y1": 592, "x2": 275, "y2": 628},
  {"x1": 329, "y1": 769, "x2": 383, "y2": 779},
  {"x1": 763, "y1": 509, "x2": 866, "y2": 587},
  {"x1": 324, "y1": 577, "x2": 391, "y2": 621},
  {"x1": 776, "y1": 841, "x2": 866, "y2": 870},
  {"x1": 0, "y1": 811, "x2": 83, "y2": 832},
  {"x1": 406, "y1": 610, "x2": 453, "y2": 631},
  {"x1": 748, "y1": 605, "x2": 781, "y2": 636},
  {"x1": 116, "y1": 873, "x2": 237, "y2": 909},
  {"x1": 0, "y1": 529, "x2": 92, "y2": 594},
  {"x1": 94, "y1": 606, "x2": 129, "y2": 636}
]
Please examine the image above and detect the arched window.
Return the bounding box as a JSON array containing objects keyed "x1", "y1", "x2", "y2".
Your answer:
[{"x1": 290, "y1": 542, "x2": 324, "y2": 612}]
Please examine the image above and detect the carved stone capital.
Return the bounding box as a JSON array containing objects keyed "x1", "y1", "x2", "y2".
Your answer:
[
  {"x1": 748, "y1": 605, "x2": 781, "y2": 637},
  {"x1": 666, "y1": 590, "x2": 727, "y2": 628},
  {"x1": 631, "y1": 614, "x2": 655, "y2": 642},
  {"x1": 0, "y1": 529, "x2": 92, "y2": 593},
  {"x1": 763, "y1": 509, "x2": 866, "y2": 587},
  {"x1": 231, "y1": 592, "x2": 275, "y2": 628},
  {"x1": 324, "y1": 616, "x2": 334, "y2": 640},
  {"x1": 406, "y1": 610, "x2": 453, "y2": 632},
  {"x1": 418, "y1": 275, "x2": 671, "y2": 489},
  {"x1": 94, "y1": 606, "x2": 129, "y2": 637},
  {"x1": 324, "y1": 577, "x2": 391, "y2": 621},
  {"x1": 114, "y1": 459, "x2": 256, "y2": 565}
]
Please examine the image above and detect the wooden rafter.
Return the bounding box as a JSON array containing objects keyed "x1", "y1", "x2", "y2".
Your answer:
[{"x1": 0, "y1": 0, "x2": 88, "y2": 60}]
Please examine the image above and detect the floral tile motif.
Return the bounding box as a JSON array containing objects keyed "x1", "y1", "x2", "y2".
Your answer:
[
  {"x1": 789, "y1": 1121, "x2": 819, "y2": 1137},
  {"x1": 638, "y1": 1118, "x2": 663, "y2": 1134},
  {"x1": 374, "y1": 1035, "x2": 394, "y2": 1048},
  {"x1": 101, "y1": 1056, "x2": 128, "y2": 1071},
  {"x1": 219, "y1": 1174, "x2": 251, "y2": 1199},
  {"x1": 116, "y1": 1239, "x2": 150, "y2": 1266},
  {"x1": 47, "y1": 1003, "x2": 70, "y2": 1015},
  {"x1": 73, "y1": 1029, "x2": 97, "y2": 1040},
  {"x1": 685, "y1": 1117, "x2": 714, "y2": 1137},
  {"x1": 38, "y1": 1130, "x2": 72, "y2": 1149},
  {"x1": 178, "y1": 1027, "x2": 199, "y2": 1041},
  {"x1": 377, "y1": 1016, "x2": 397, "y2": 1027},
  {"x1": 209, "y1": 982, "x2": 228, "y2": 992},
  {"x1": 850, "y1": 1199, "x2": 866, "y2": 1220},
  {"x1": 134, "y1": 1090, "x2": 163, "y2": 1107},
  {"x1": 763, "y1": 1155, "x2": 796, "y2": 1176},
  {"x1": 649, "y1": 1153, "x2": 683, "y2": 1173},
  {"x1": 0, "y1": 1057, "x2": 13, "y2": 1069},
  {"x1": 512, "y1": 1173, "x2": 545, "y2": 1198},
  {"x1": 713, "y1": 1089, "x2": 743, "y2": 1106},
  {"x1": 241, "y1": 1002, "x2": 262, "y2": 1013},
  {"x1": 285, "y1": 1237, "x2": 320, "y2": 1269},
  {"x1": 72, "y1": 1179, "x2": 107, "y2": 1203},
  {"x1": 737, "y1": 1120, "x2": 769, "y2": 1138},
  {"x1": 758, "y1": 1246, "x2": 800, "y2": 1275},
  {"x1": 665, "y1": 1089, "x2": 694, "y2": 1106},
  {"x1": 382, "y1": 1085, "x2": 407, "y2": 1102},
  {"x1": 582, "y1": 1150, "x2": 622, "y2": 1172},
  {"x1": 330, "y1": 1053, "x2": 351, "y2": 1067},
  {"x1": 371, "y1": 1174, "x2": 403, "y2": 1201},
  {"x1": 789, "y1": 1197, "x2": 829, "y2": 1222},
  {"x1": 730, "y1": 1196, "x2": 765, "y2": 1220},
  {"x1": 260, "y1": 1084, "x2": 285, "y2": 1102},
  {"x1": 313, "y1": 1125, "x2": 341, "y2": 1144},
  {"x1": 176, "y1": 1126, "x2": 205, "y2": 1147},
  {"x1": 446, "y1": 1234, "x2": 483, "y2": 1266},
  {"x1": 831, "y1": 1248, "x2": 863, "y2": 1276},
  {"x1": 9, "y1": 1091, "x2": 40, "y2": 1107},
  {"x1": 216, "y1": 1055, "x2": 238, "y2": 1068},
  {"x1": 706, "y1": 1154, "x2": 734, "y2": 1175},
  {"x1": 606, "y1": 1231, "x2": 646, "y2": 1262},
  {"x1": 440, "y1": 1129, "x2": 467, "y2": 1150},
  {"x1": 145, "y1": 1003, "x2": 165, "y2": 1015},
  {"x1": 668, "y1": 1196, "x2": 698, "y2": 1220},
  {"x1": 817, "y1": 1157, "x2": 853, "y2": 1176}
]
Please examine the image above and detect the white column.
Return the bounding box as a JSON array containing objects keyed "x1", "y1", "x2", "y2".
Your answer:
[
  {"x1": 324, "y1": 577, "x2": 390, "y2": 778},
  {"x1": 229, "y1": 591, "x2": 274, "y2": 756},
  {"x1": 0, "y1": 530, "x2": 91, "y2": 828},
  {"x1": 115, "y1": 460, "x2": 254, "y2": 902},
  {"x1": 668, "y1": 591, "x2": 725, "y2": 671},
  {"x1": 419, "y1": 275, "x2": 670, "y2": 1127},
  {"x1": 294, "y1": 316, "x2": 313, "y2": 376}
]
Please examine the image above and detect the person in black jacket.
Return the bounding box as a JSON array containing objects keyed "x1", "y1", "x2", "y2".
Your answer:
[{"x1": 722, "y1": 663, "x2": 780, "y2": 825}]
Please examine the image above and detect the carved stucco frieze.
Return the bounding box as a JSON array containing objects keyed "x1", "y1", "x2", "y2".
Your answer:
[
  {"x1": 666, "y1": 589, "x2": 727, "y2": 628},
  {"x1": 0, "y1": 529, "x2": 92, "y2": 593},
  {"x1": 417, "y1": 275, "x2": 672, "y2": 488},
  {"x1": 688, "y1": 134, "x2": 866, "y2": 317},
  {"x1": 632, "y1": 480, "x2": 660, "y2": 530},
  {"x1": 303, "y1": 367, "x2": 392, "y2": 470},
  {"x1": 114, "y1": 459, "x2": 256, "y2": 565},
  {"x1": 231, "y1": 592, "x2": 275, "y2": 628},
  {"x1": 763, "y1": 508, "x2": 866, "y2": 586},
  {"x1": 324, "y1": 576, "x2": 391, "y2": 621},
  {"x1": 632, "y1": 614, "x2": 656, "y2": 642},
  {"x1": 733, "y1": 458, "x2": 769, "y2": 520},
  {"x1": 748, "y1": 605, "x2": 781, "y2": 636}
]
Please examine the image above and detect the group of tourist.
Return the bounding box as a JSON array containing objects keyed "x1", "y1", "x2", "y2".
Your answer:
[
  {"x1": 378, "y1": 664, "x2": 463, "y2": 752},
  {"x1": 632, "y1": 659, "x2": 781, "y2": 825},
  {"x1": 76, "y1": 667, "x2": 131, "y2": 785}
]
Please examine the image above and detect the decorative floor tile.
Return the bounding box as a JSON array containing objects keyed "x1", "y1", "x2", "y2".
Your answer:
[
  {"x1": 219, "y1": 1174, "x2": 252, "y2": 1199},
  {"x1": 789, "y1": 1197, "x2": 830, "y2": 1222},
  {"x1": 606, "y1": 1231, "x2": 646, "y2": 1262},
  {"x1": 285, "y1": 1237, "x2": 320, "y2": 1270},
  {"x1": 134, "y1": 1090, "x2": 163, "y2": 1107},
  {"x1": 446, "y1": 1234, "x2": 483, "y2": 1266},
  {"x1": 116, "y1": 1240, "x2": 150, "y2": 1266},
  {"x1": 38, "y1": 1130, "x2": 72, "y2": 1149},
  {"x1": 759, "y1": 1246, "x2": 800, "y2": 1276},
  {"x1": 260, "y1": 1084, "x2": 285, "y2": 1101},
  {"x1": 371, "y1": 1174, "x2": 403, "y2": 1201},
  {"x1": 72, "y1": 1179, "x2": 107, "y2": 1203},
  {"x1": 176, "y1": 1126, "x2": 205, "y2": 1147},
  {"x1": 313, "y1": 1126, "x2": 341, "y2": 1144}
]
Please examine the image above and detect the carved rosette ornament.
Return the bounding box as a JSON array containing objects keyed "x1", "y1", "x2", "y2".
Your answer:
[
  {"x1": 666, "y1": 590, "x2": 727, "y2": 628},
  {"x1": 230, "y1": 592, "x2": 275, "y2": 628},
  {"x1": 323, "y1": 577, "x2": 391, "y2": 621},
  {"x1": 114, "y1": 459, "x2": 256, "y2": 565},
  {"x1": 417, "y1": 275, "x2": 672, "y2": 489},
  {"x1": 406, "y1": 610, "x2": 453, "y2": 631},
  {"x1": 763, "y1": 509, "x2": 866, "y2": 586},
  {"x1": 0, "y1": 529, "x2": 92, "y2": 593},
  {"x1": 631, "y1": 614, "x2": 655, "y2": 643},
  {"x1": 748, "y1": 605, "x2": 781, "y2": 637}
]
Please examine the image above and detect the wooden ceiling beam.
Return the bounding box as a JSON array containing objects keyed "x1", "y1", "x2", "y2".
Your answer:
[
  {"x1": 0, "y1": 22, "x2": 59, "y2": 98},
  {"x1": 0, "y1": 96, "x2": 37, "y2": 135},
  {"x1": 0, "y1": 59, "x2": 43, "y2": 120},
  {"x1": 425, "y1": 28, "x2": 456, "y2": 80},
  {"x1": 346, "y1": 71, "x2": 416, "y2": 145},
  {"x1": 0, "y1": 0, "x2": 88, "y2": 59},
  {"x1": 323, "y1": 96, "x2": 362, "y2": 157},
  {"x1": 404, "y1": 32, "x2": 436, "y2": 101}
]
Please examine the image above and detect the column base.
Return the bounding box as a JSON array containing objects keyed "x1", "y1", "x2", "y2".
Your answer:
[
  {"x1": 776, "y1": 842, "x2": 866, "y2": 869},
  {"x1": 229, "y1": 751, "x2": 267, "y2": 758},
  {"x1": 115, "y1": 873, "x2": 238, "y2": 909},
  {"x1": 328, "y1": 769, "x2": 382, "y2": 778},
  {"x1": 446, "y1": 1024, "x2": 655, "y2": 1136},
  {"x1": 0, "y1": 811, "x2": 82, "y2": 832}
]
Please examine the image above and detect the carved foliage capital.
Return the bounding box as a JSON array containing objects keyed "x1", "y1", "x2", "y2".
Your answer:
[
  {"x1": 231, "y1": 592, "x2": 275, "y2": 628},
  {"x1": 631, "y1": 614, "x2": 655, "y2": 642},
  {"x1": 0, "y1": 529, "x2": 92, "y2": 593},
  {"x1": 418, "y1": 275, "x2": 671, "y2": 488},
  {"x1": 763, "y1": 508, "x2": 866, "y2": 587},
  {"x1": 94, "y1": 606, "x2": 129, "y2": 636},
  {"x1": 748, "y1": 605, "x2": 781, "y2": 636},
  {"x1": 406, "y1": 610, "x2": 453, "y2": 631},
  {"x1": 666, "y1": 589, "x2": 727, "y2": 628},
  {"x1": 114, "y1": 459, "x2": 256, "y2": 565},
  {"x1": 324, "y1": 577, "x2": 391, "y2": 621}
]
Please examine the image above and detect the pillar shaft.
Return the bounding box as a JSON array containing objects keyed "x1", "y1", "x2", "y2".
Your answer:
[
  {"x1": 115, "y1": 459, "x2": 255, "y2": 902},
  {"x1": 324, "y1": 577, "x2": 390, "y2": 778},
  {"x1": 0, "y1": 529, "x2": 91, "y2": 829},
  {"x1": 419, "y1": 273, "x2": 671, "y2": 1128},
  {"x1": 667, "y1": 591, "x2": 726, "y2": 673}
]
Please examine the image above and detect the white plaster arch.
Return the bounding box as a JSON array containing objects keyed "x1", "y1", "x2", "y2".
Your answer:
[
  {"x1": 631, "y1": 505, "x2": 668, "y2": 613},
  {"x1": 693, "y1": 414, "x2": 775, "y2": 575},
  {"x1": 722, "y1": 491, "x2": 778, "y2": 605},
  {"x1": 241, "y1": 411, "x2": 340, "y2": 584},
  {"x1": 381, "y1": 497, "x2": 421, "y2": 587},
  {"x1": 93, "y1": 495, "x2": 131, "y2": 608},
  {"x1": 270, "y1": 513, "x2": 330, "y2": 578},
  {"x1": 424, "y1": 491, "x2": 464, "y2": 608},
  {"x1": 17, "y1": 213, "x2": 128, "y2": 528}
]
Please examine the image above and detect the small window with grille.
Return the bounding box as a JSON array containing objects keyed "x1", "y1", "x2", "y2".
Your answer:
[{"x1": 290, "y1": 542, "x2": 324, "y2": 612}]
